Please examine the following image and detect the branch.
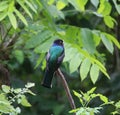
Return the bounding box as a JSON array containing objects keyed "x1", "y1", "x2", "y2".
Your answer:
[
  {"x1": 0, "y1": 64, "x2": 10, "y2": 86},
  {"x1": 56, "y1": 69, "x2": 76, "y2": 115}
]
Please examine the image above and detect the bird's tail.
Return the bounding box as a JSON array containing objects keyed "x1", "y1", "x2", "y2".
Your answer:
[{"x1": 41, "y1": 69, "x2": 54, "y2": 88}]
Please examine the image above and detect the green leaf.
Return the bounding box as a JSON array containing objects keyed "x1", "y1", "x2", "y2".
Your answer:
[
  {"x1": 98, "y1": 66, "x2": 110, "y2": 79},
  {"x1": 0, "y1": 1, "x2": 8, "y2": 11},
  {"x1": 104, "y1": 16, "x2": 115, "y2": 28},
  {"x1": 8, "y1": 12, "x2": 17, "y2": 29},
  {"x1": 112, "y1": 0, "x2": 120, "y2": 14},
  {"x1": 0, "y1": 94, "x2": 15, "y2": 114},
  {"x1": 92, "y1": 30, "x2": 101, "y2": 46},
  {"x1": 87, "y1": 87, "x2": 96, "y2": 95},
  {"x1": 83, "y1": 54, "x2": 110, "y2": 79},
  {"x1": 34, "y1": 39, "x2": 52, "y2": 53},
  {"x1": 81, "y1": 28, "x2": 96, "y2": 54},
  {"x1": 90, "y1": 57, "x2": 106, "y2": 72},
  {"x1": 0, "y1": 12, "x2": 7, "y2": 21},
  {"x1": 97, "y1": 0, "x2": 105, "y2": 14},
  {"x1": 0, "y1": 1, "x2": 8, "y2": 7},
  {"x1": 56, "y1": 1, "x2": 67, "y2": 10},
  {"x1": 101, "y1": 33, "x2": 114, "y2": 54},
  {"x1": 97, "y1": 1, "x2": 112, "y2": 16},
  {"x1": 35, "y1": 53, "x2": 45, "y2": 69},
  {"x1": 63, "y1": 44, "x2": 78, "y2": 62},
  {"x1": 48, "y1": 0, "x2": 55, "y2": 5},
  {"x1": 0, "y1": 103, "x2": 15, "y2": 114},
  {"x1": 8, "y1": 0, "x2": 15, "y2": 12},
  {"x1": 2, "y1": 85, "x2": 10, "y2": 93},
  {"x1": 69, "y1": 108, "x2": 80, "y2": 113},
  {"x1": 48, "y1": 5, "x2": 65, "y2": 19},
  {"x1": 25, "y1": 82, "x2": 35, "y2": 88},
  {"x1": 73, "y1": 90, "x2": 84, "y2": 105},
  {"x1": 115, "y1": 100, "x2": 120, "y2": 108},
  {"x1": 80, "y1": 58, "x2": 91, "y2": 81},
  {"x1": 28, "y1": 90, "x2": 36, "y2": 96},
  {"x1": 69, "y1": 53, "x2": 83, "y2": 73},
  {"x1": 98, "y1": 94, "x2": 108, "y2": 103},
  {"x1": 14, "y1": 88, "x2": 22, "y2": 94},
  {"x1": 25, "y1": 30, "x2": 52, "y2": 49},
  {"x1": 15, "y1": 107, "x2": 21, "y2": 114},
  {"x1": 64, "y1": 26, "x2": 82, "y2": 47},
  {"x1": 76, "y1": 0, "x2": 88, "y2": 11},
  {"x1": 0, "y1": 94, "x2": 10, "y2": 104},
  {"x1": 25, "y1": 0, "x2": 37, "y2": 13},
  {"x1": 16, "y1": 0, "x2": 32, "y2": 18},
  {"x1": 90, "y1": 57, "x2": 110, "y2": 79},
  {"x1": 73, "y1": 90, "x2": 82, "y2": 98},
  {"x1": 90, "y1": 0, "x2": 99, "y2": 8},
  {"x1": 36, "y1": 0, "x2": 43, "y2": 8},
  {"x1": 103, "y1": 33, "x2": 120, "y2": 49},
  {"x1": 41, "y1": 59, "x2": 46, "y2": 70},
  {"x1": 13, "y1": 50, "x2": 24, "y2": 64},
  {"x1": 90, "y1": 64, "x2": 99, "y2": 84},
  {"x1": 20, "y1": 95, "x2": 31, "y2": 107},
  {"x1": 75, "y1": 108, "x2": 85, "y2": 114},
  {"x1": 103, "y1": 2, "x2": 112, "y2": 16},
  {"x1": 68, "y1": 0, "x2": 88, "y2": 11},
  {"x1": 14, "y1": 9, "x2": 28, "y2": 26}
]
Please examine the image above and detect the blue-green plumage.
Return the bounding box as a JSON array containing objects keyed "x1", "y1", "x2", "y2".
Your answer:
[{"x1": 42, "y1": 39, "x2": 65, "y2": 88}]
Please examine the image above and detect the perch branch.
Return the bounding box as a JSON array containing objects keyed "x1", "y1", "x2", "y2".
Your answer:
[{"x1": 56, "y1": 68, "x2": 76, "y2": 115}]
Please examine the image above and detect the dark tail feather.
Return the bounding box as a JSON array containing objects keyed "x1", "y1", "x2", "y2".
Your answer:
[{"x1": 41, "y1": 70, "x2": 54, "y2": 88}]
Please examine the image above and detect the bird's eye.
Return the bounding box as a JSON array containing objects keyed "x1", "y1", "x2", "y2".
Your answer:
[{"x1": 60, "y1": 41, "x2": 62, "y2": 45}]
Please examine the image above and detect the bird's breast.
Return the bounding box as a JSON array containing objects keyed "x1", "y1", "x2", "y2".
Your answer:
[{"x1": 48, "y1": 46, "x2": 63, "y2": 66}]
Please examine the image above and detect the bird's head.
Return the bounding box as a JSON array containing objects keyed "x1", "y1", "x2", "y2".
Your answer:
[{"x1": 53, "y1": 39, "x2": 64, "y2": 46}]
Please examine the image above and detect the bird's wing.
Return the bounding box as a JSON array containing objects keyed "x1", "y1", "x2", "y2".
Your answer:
[
  {"x1": 57, "y1": 51, "x2": 65, "y2": 64},
  {"x1": 46, "y1": 51, "x2": 50, "y2": 61},
  {"x1": 46, "y1": 51, "x2": 50, "y2": 70}
]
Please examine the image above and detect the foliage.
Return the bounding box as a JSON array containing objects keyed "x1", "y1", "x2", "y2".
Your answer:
[
  {"x1": 0, "y1": 83, "x2": 35, "y2": 115},
  {"x1": 112, "y1": 100, "x2": 120, "y2": 115},
  {"x1": 0, "y1": 0, "x2": 37, "y2": 29},
  {"x1": 70, "y1": 87, "x2": 114, "y2": 115},
  {"x1": 0, "y1": 0, "x2": 120, "y2": 83},
  {"x1": 0, "y1": 0, "x2": 120, "y2": 115}
]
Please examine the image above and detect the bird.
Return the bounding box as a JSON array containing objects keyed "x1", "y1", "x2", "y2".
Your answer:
[{"x1": 42, "y1": 39, "x2": 65, "y2": 88}]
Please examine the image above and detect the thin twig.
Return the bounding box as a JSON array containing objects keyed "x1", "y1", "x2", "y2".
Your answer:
[{"x1": 56, "y1": 68, "x2": 76, "y2": 115}]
